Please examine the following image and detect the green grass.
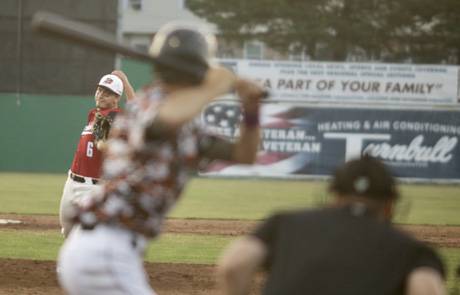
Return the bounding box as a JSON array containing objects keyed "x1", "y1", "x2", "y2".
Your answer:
[
  {"x1": 0, "y1": 229, "x2": 63, "y2": 260},
  {"x1": 0, "y1": 173, "x2": 66, "y2": 214},
  {"x1": 147, "y1": 234, "x2": 231, "y2": 264},
  {"x1": 441, "y1": 248, "x2": 460, "y2": 292},
  {"x1": 0, "y1": 229, "x2": 231, "y2": 264},
  {"x1": 397, "y1": 185, "x2": 460, "y2": 225},
  {"x1": 171, "y1": 178, "x2": 324, "y2": 220},
  {"x1": 1, "y1": 172, "x2": 459, "y2": 225}
]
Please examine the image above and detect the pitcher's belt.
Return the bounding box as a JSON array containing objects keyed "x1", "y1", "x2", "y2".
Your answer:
[{"x1": 70, "y1": 172, "x2": 99, "y2": 185}]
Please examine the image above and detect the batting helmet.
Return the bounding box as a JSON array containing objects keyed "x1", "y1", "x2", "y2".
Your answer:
[{"x1": 149, "y1": 22, "x2": 216, "y2": 84}]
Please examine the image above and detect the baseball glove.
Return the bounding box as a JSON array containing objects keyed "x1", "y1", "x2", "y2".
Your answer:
[{"x1": 92, "y1": 109, "x2": 116, "y2": 150}]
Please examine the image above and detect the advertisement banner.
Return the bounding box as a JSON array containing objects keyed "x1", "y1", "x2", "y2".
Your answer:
[
  {"x1": 218, "y1": 59, "x2": 459, "y2": 105},
  {"x1": 201, "y1": 103, "x2": 460, "y2": 180}
]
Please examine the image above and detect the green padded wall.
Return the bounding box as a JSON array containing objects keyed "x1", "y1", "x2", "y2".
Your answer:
[{"x1": 0, "y1": 93, "x2": 94, "y2": 172}]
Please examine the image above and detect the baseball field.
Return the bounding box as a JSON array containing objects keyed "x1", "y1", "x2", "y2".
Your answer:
[{"x1": 0, "y1": 173, "x2": 459, "y2": 294}]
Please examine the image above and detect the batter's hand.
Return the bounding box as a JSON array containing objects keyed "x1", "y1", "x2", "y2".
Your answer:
[{"x1": 235, "y1": 79, "x2": 265, "y2": 114}]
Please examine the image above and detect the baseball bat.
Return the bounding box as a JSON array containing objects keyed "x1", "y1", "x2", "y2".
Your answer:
[{"x1": 31, "y1": 11, "x2": 155, "y2": 63}]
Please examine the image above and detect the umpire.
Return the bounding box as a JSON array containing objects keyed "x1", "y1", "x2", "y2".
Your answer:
[{"x1": 218, "y1": 155, "x2": 446, "y2": 295}]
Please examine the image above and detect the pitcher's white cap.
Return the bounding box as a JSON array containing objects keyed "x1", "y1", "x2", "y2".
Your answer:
[{"x1": 97, "y1": 74, "x2": 123, "y2": 96}]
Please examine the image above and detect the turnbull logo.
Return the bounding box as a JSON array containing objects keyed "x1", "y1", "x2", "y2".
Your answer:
[
  {"x1": 364, "y1": 135, "x2": 457, "y2": 163},
  {"x1": 324, "y1": 133, "x2": 457, "y2": 164}
]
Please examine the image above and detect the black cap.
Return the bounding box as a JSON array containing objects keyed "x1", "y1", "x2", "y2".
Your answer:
[{"x1": 329, "y1": 155, "x2": 399, "y2": 201}]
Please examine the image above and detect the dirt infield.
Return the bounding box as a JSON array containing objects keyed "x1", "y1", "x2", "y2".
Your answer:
[
  {"x1": 0, "y1": 259, "x2": 261, "y2": 295},
  {"x1": 1, "y1": 214, "x2": 459, "y2": 294}
]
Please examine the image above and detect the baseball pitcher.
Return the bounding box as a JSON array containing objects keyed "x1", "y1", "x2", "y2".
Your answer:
[{"x1": 59, "y1": 70, "x2": 135, "y2": 237}]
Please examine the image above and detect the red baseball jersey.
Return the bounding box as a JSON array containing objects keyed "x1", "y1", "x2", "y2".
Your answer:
[{"x1": 70, "y1": 108, "x2": 121, "y2": 178}]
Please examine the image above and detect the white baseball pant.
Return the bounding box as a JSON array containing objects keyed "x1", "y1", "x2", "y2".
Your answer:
[
  {"x1": 58, "y1": 224, "x2": 155, "y2": 295},
  {"x1": 59, "y1": 171, "x2": 98, "y2": 237}
]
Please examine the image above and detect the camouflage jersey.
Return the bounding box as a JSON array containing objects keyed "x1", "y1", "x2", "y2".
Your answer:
[{"x1": 75, "y1": 85, "x2": 232, "y2": 238}]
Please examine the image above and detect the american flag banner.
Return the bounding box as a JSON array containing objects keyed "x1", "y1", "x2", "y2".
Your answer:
[{"x1": 201, "y1": 101, "x2": 320, "y2": 177}]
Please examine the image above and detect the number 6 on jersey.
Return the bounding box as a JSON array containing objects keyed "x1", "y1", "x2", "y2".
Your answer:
[{"x1": 86, "y1": 141, "x2": 94, "y2": 157}]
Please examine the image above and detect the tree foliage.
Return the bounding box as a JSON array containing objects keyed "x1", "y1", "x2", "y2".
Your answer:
[{"x1": 187, "y1": 0, "x2": 460, "y2": 63}]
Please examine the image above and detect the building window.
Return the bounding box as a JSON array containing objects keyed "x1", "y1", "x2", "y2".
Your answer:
[
  {"x1": 134, "y1": 43, "x2": 149, "y2": 53},
  {"x1": 244, "y1": 41, "x2": 264, "y2": 60},
  {"x1": 129, "y1": 0, "x2": 142, "y2": 10},
  {"x1": 288, "y1": 45, "x2": 309, "y2": 61}
]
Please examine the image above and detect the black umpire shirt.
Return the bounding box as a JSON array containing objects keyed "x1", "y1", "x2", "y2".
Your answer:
[{"x1": 252, "y1": 205, "x2": 445, "y2": 295}]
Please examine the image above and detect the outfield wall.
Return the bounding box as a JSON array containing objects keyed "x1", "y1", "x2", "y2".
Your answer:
[
  {"x1": 2, "y1": 58, "x2": 459, "y2": 183},
  {"x1": 0, "y1": 93, "x2": 93, "y2": 172}
]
